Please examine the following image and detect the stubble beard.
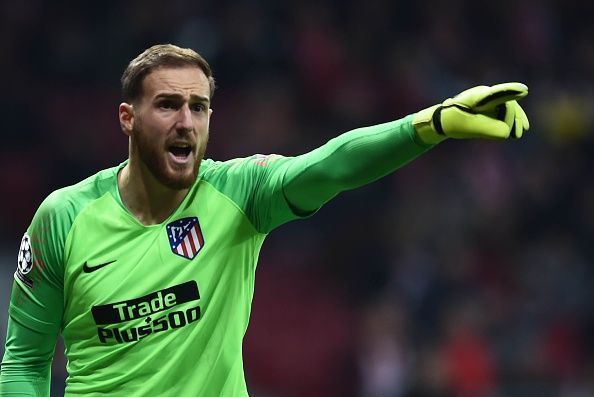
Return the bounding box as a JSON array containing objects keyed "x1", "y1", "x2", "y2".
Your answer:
[{"x1": 133, "y1": 121, "x2": 208, "y2": 190}]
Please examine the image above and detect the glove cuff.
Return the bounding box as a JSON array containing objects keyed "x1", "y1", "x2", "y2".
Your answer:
[{"x1": 412, "y1": 105, "x2": 448, "y2": 145}]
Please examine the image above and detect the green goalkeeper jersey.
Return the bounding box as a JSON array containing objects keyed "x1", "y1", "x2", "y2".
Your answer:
[{"x1": 1, "y1": 116, "x2": 431, "y2": 396}]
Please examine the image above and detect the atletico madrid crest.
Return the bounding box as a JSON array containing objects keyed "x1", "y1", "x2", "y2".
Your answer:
[{"x1": 166, "y1": 217, "x2": 205, "y2": 260}]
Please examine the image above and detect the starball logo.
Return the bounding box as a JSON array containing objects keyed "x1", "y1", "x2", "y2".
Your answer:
[
  {"x1": 91, "y1": 281, "x2": 201, "y2": 344},
  {"x1": 16, "y1": 233, "x2": 34, "y2": 288}
]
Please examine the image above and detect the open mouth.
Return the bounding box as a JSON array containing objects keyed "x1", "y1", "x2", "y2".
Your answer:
[
  {"x1": 168, "y1": 144, "x2": 192, "y2": 159},
  {"x1": 167, "y1": 144, "x2": 193, "y2": 163}
]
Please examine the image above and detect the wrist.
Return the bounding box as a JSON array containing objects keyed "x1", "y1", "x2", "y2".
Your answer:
[{"x1": 412, "y1": 105, "x2": 447, "y2": 145}]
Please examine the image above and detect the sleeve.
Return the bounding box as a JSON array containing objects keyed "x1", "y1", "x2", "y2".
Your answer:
[
  {"x1": 281, "y1": 115, "x2": 432, "y2": 215},
  {"x1": 0, "y1": 315, "x2": 55, "y2": 396},
  {"x1": 0, "y1": 193, "x2": 68, "y2": 396},
  {"x1": 216, "y1": 115, "x2": 432, "y2": 234}
]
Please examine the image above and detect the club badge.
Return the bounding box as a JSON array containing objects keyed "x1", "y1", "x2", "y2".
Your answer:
[{"x1": 166, "y1": 217, "x2": 205, "y2": 260}]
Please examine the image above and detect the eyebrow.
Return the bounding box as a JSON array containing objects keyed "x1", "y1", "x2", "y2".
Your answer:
[{"x1": 153, "y1": 92, "x2": 210, "y2": 104}]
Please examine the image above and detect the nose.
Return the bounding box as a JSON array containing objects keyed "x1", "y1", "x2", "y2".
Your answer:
[{"x1": 176, "y1": 104, "x2": 194, "y2": 132}]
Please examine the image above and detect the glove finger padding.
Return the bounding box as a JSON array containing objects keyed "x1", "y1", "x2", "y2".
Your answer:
[
  {"x1": 518, "y1": 101, "x2": 530, "y2": 133},
  {"x1": 444, "y1": 82, "x2": 529, "y2": 113},
  {"x1": 505, "y1": 101, "x2": 530, "y2": 139},
  {"x1": 473, "y1": 82, "x2": 528, "y2": 112}
]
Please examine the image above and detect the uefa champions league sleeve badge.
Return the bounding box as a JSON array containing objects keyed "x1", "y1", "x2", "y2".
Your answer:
[{"x1": 16, "y1": 233, "x2": 34, "y2": 288}]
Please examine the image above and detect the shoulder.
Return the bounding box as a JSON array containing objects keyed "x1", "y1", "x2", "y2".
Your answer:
[
  {"x1": 18, "y1": 165, "x2": 121, "y2": 282},
  {"x1": 199, "y1": 155, "x2": 289, "y2": 180},
  {"x1": 32, "y1": 165, "x2": 120, "y2": 231}
]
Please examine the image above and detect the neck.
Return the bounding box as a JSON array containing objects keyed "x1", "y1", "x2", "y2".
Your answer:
[{"x1": 118, "y1": 160, "x2": 190, "y2": 226}]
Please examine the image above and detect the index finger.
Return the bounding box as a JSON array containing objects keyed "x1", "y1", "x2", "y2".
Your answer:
[{"x1": 474, "y1": 82, "x2": 529, "y2": 111}]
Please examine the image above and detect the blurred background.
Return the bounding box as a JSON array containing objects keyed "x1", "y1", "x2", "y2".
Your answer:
[{"x1": 1, "y1": 0, "x2": 593, "y2": 396}]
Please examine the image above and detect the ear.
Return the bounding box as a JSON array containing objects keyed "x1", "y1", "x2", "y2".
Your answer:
[{"x1": 119, "y1": 103, "x2": 134, "y2": 136}]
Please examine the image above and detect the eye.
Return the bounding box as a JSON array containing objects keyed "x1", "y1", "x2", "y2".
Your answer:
[
  {"x1": 191, "y1": 103, "x2": 206, "y2": 112},
  {"x1": 158, "y1": 100, "x2": 177, "y2": 110}
]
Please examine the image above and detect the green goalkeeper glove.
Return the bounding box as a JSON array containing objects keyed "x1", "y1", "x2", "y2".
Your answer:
[{"x1": 412, "y1": 82, "x2": 530, "y2": 145}]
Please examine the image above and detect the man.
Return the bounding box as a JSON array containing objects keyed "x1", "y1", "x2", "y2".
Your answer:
[{"x1": 0, "y1": 44, "x2": 529, "y2": 396}]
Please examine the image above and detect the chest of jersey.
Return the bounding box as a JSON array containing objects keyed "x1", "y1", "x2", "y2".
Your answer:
[{"x1": 61, "y1": 182, "x2": 264, "y2": 351}]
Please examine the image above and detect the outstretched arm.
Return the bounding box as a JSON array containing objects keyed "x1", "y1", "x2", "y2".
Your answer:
[
  {"x1": 282, "y1": 115, "x2": 428, "y2": 214},
  {"x1": 282, "y1": 82, "x2": 530, "y2": 214}
]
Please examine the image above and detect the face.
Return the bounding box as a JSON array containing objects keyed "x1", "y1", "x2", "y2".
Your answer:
[{"x1": 121, "y1": 66, "x2": 213, "y2": 190}]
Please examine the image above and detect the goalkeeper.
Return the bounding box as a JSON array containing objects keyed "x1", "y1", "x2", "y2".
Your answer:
[{"x1": 0, "y1": 44, "x2": 529, "y2": 396}]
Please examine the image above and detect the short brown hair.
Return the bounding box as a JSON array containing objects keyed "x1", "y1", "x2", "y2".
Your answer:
[{"x1": 121, "y1": 44, "x2": 216, "y2": 103}]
